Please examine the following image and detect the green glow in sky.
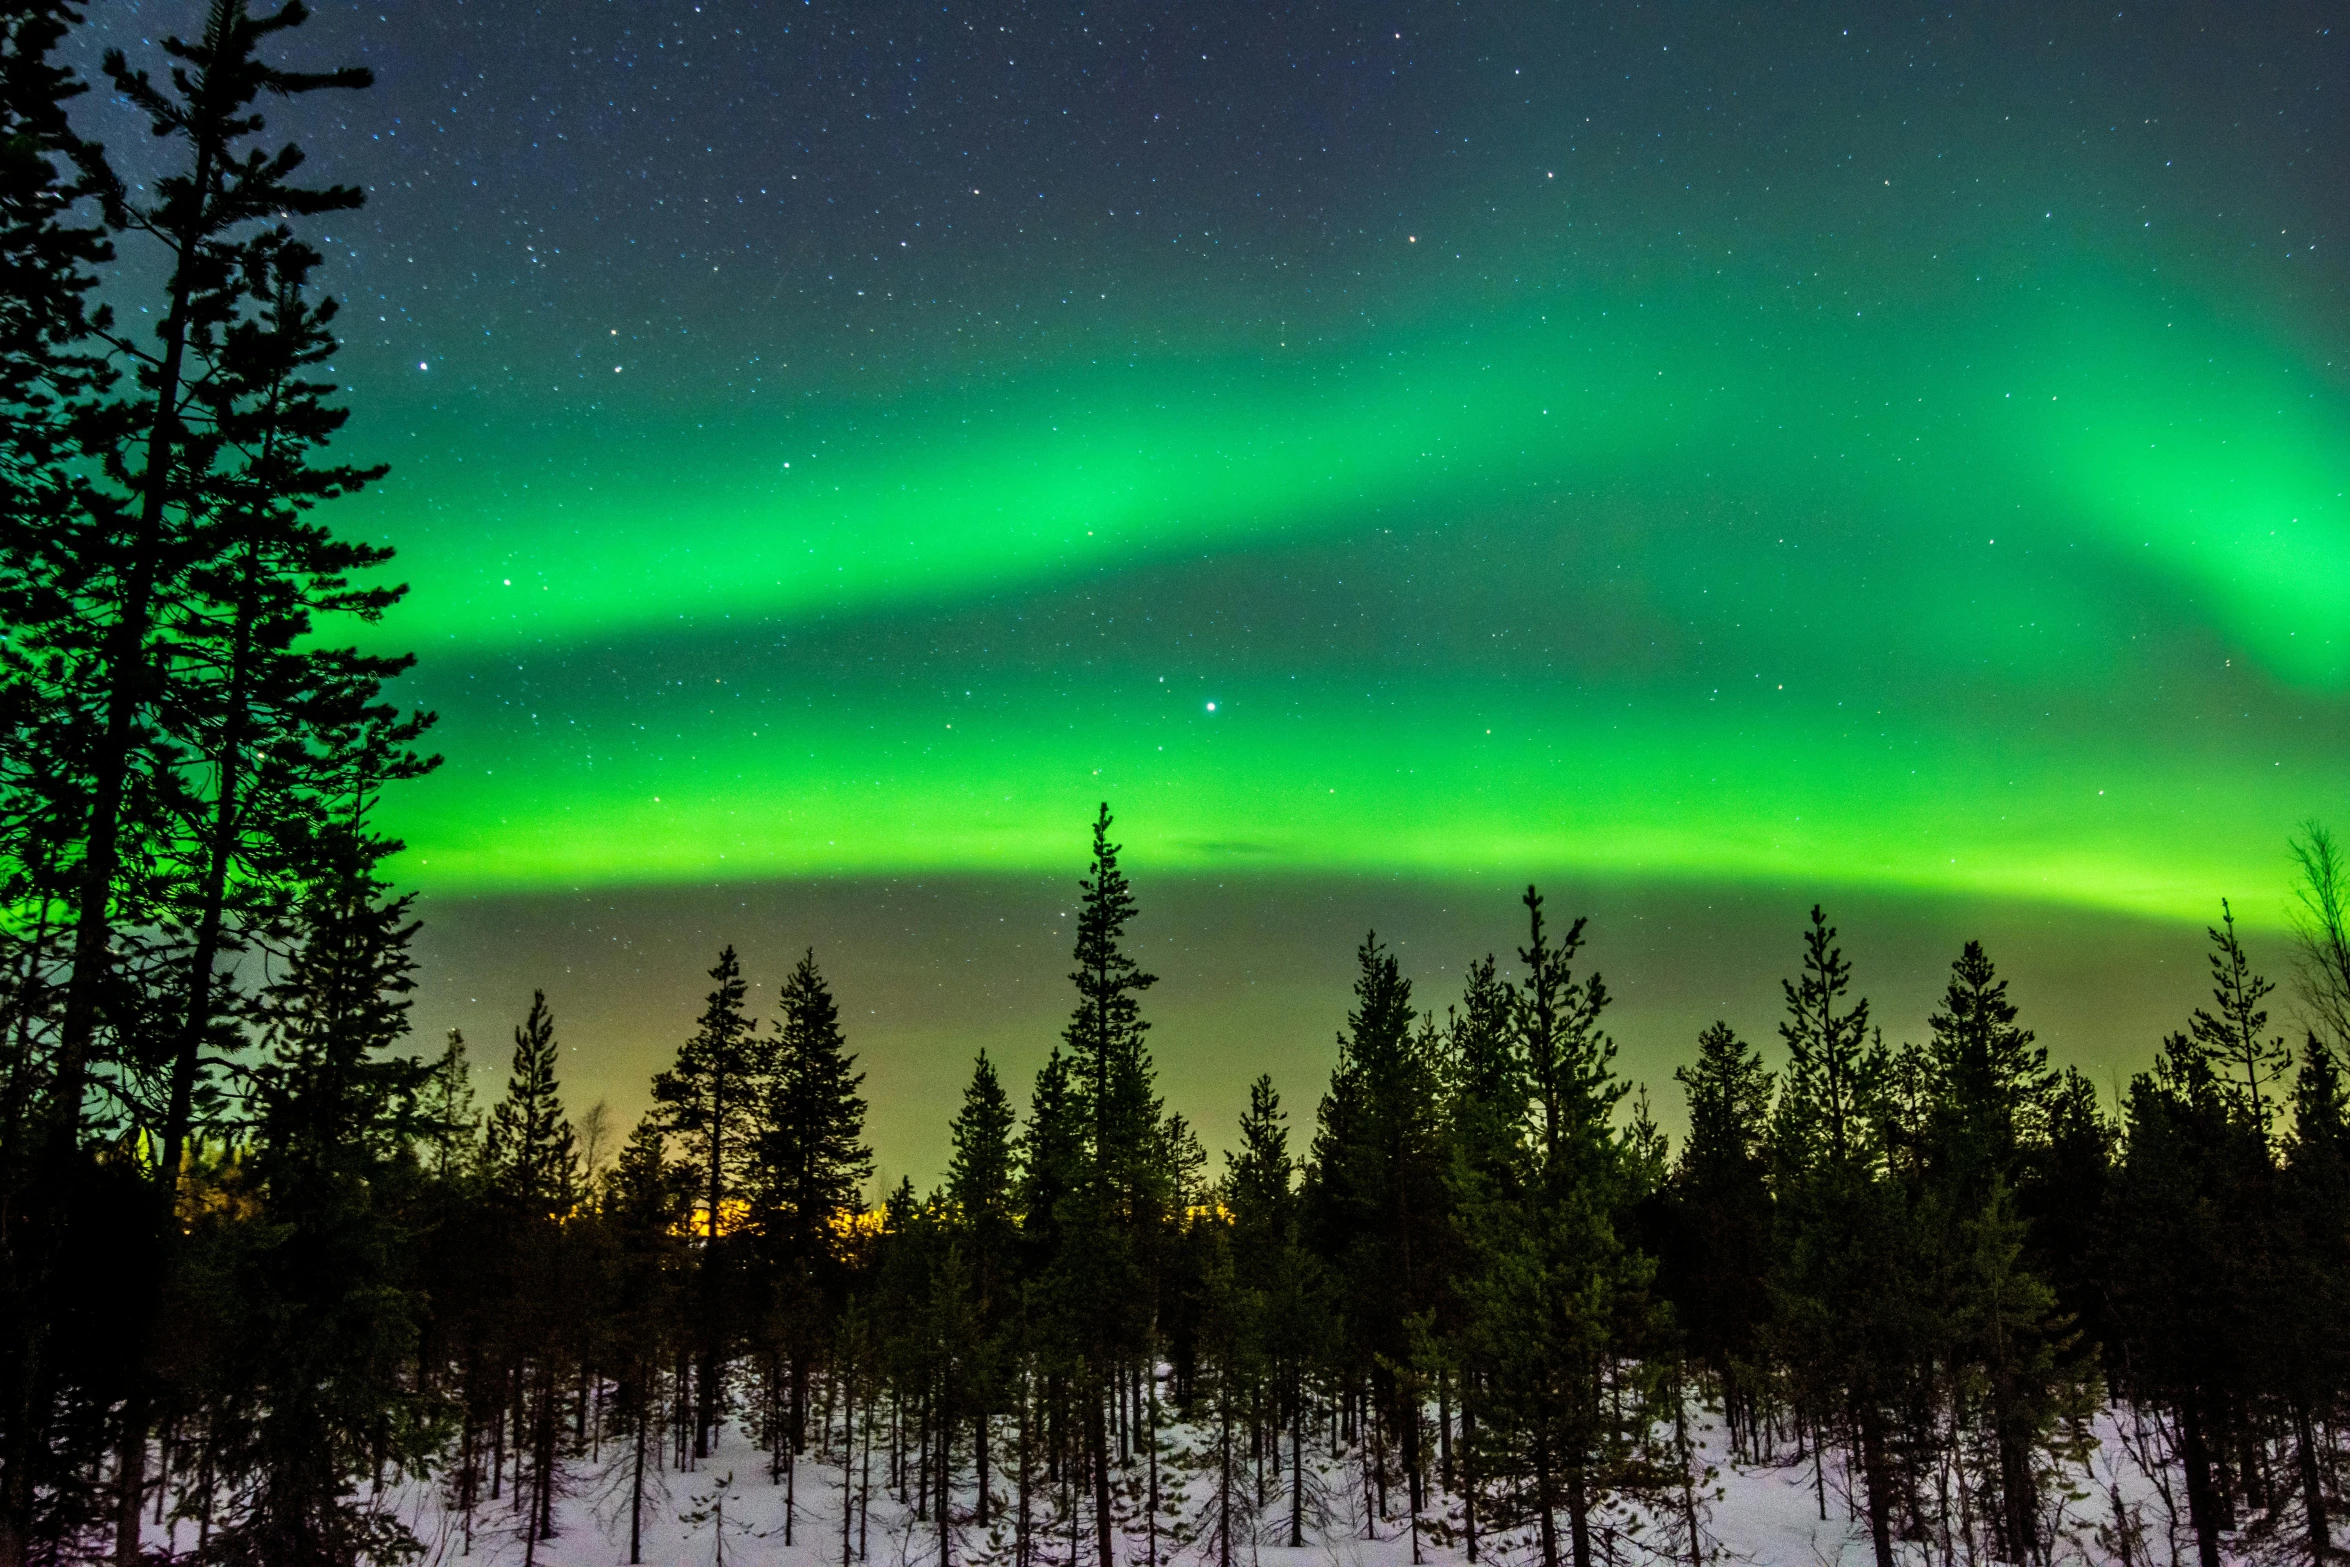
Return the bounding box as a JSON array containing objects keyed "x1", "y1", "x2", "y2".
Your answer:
[{"x1": 368, "y1": 254, "x2": 2347, "y2": 925}]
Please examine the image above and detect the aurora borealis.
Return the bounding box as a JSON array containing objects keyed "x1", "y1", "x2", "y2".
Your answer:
[{"x1": 79, "y1": 1, "x2": 2346, "y2": 1167}]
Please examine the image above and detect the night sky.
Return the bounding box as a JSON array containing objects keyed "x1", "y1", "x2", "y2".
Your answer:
[{"x1": 81, "y1": 2, "x2": 2350, "y2": 1178}]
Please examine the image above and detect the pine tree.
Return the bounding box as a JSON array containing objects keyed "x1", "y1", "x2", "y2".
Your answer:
[
  {"x1": 1063, "y1": 802, "x2": 1162, "y2": 1230},
  {"x1": 653, "y1": 944, "x2": 761, "y2": 1458},
  {"x1": 2281, "y1": 1038, "x2": 2347, "y2": 1564},
  {"x1": 1053, "y1": 803, "x2": 1162, "y2": 1567},
  {"x1": 1767, "y1": 907, "x2": 1912, "y2": 1567},
  {"x1": 1442, "y1": 891, "x2": 1664, "y2": 1567},
  {"x1": 152, "y1": 231, "x2": 412, "y2": 1206},
  {"x1": 1664, "y1": 1022, "x2": 1774, "y2": 1443},
  {"x1": 481, "y1": 991, "x2": 585, "y2": 1558},
  {"x1": 1917, "y1": 941, "x2": 2084, "y2": 1566},
  {"x1": 203, "y1": 831, "x2": 432, "y2": 1567},
  {"x1": 485, "y1": 990, "x2": 578, "y2": 1219},
  {"x1": 1304, "y1": 932, "x2": 1447, "y2": 1535},
  {"x1": 602, "y1": 1115, "x2": 689, "y2": 1566},
  {"x1": 756, "y1": 948, "x2": 871, "y2": 1473},
  {"x1": 945, "y1": 1050, "x2": 1018, "y2": 1527},
  {"x1": 1223, "y1": 1074, "x2": 1320, "y2": 1549},
  {"x1": 1016, "y1": 1046, "x2": 1083, "y2": 1279},
  {"x1": 1927, "y1": 940, "x2": 2054, "y2": 1194},
  {"x1": 48, "y1": 0, "x2": 373, "y2": 1159},
  {"x1": 762, "y1": 950, "x2": 871, "y2": 1262},
  {"x1": 2191, "y1": 902, "x2": 2291, "y2": 1137},
  {"x1": 0, "y1": 0, "x2": 114, "y2": 1226},
  {"x1": 948, "y1": 1051, "x2": 1018, "y2": 1247},
  {"x1": 2108, "y1": 1023, "x2": 2265, "y2": 1567},
  {"x1": 2289, "y1": 821, "x2": 2350, "y2": 1053},
  {"x1": 416, "y1": 1029, "x2": 479, "y2": 1184}
]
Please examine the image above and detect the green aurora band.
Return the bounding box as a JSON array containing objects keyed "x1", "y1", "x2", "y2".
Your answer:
[{"x1": 365, "y1": 257, "x2": 2348, "y2": 920}]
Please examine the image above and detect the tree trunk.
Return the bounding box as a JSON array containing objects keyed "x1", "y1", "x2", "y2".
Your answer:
[
  {"x1": 2179, "y1": 1397, "x2": 2224, "y2": 1567},
  {"x1": 976, "y1": 1402, "x2": 991, "y2": 1527},
  {"x1": 1092, "y1": 1382, "x2": 1114, "y2": 1567},
  {"x1": 51, "y1": 124, "x2": 217, "y2": 1158},
  {"x1": 1565, "y1": 1456, "x2": 1592, "y2": 1567},
  {"x1": 1998, "y1": 1420, "x2": 2037, "y2": 1567},
  {"x1": 1533, "y1": 1432, "x2": 1561, "y2": 1567},
  {"x1": 630, "y1": 1388, "x2": 647, "y2": 1565},
  {"x1": 2297, "y1": 1400, "x2": 2331, "y2": 1566},
  {"x1": 1018, "y1": 1380, "x2": 1033, "y2": 1567},
  {"x1": 1462, "y1": 1391, "x2": 1478, "y2": 1564},
  {"x1": 1857, "y1": 1404, "x2": 1897, "y2": 1567},
  {"x1": 111, "y1": 1390, "x2": 148, "y2": 1566},
  {"x1": 1290, "y1": 1379, "x2": 1307, "y2": 1550}
]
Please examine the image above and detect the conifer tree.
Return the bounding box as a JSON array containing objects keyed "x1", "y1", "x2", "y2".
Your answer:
[
  {"x1": 482, "y1": 990, "x2": 586, "y2": 1557},
  {"x1": 416, "y1": 1029, "x2": 479, "y2": 1184},
  {"x1": 2108, "y1": 1021, "x2": 2262, "y2": 1567},
  {"x1": 47, "y1": 0, "x2": 373, "y2": 1158},
  {"x1": 2289, "y1": 821, "x2": 2350, "y2": 1053},
  {"x1": 1443, "y1": 892, "x2": 1663, "y2": 1567},
  {"x1": 602, "y1": 1115, "x2": 689, "y2": 1566},
  {"x1": 654, "y1": 945, "x2": 760, "y2": 1458},
  {"x1": 1768, "y1": 906, "x2": 1912, "y2": 1567},
  {"x1": 203, "y1": 830, "x2": 432, "y2": 1567},
  {"x1": 948, "y1": 1051, "x2": 1019, "y2": 1249},
  {"x1": 2281, "y1": 1038, "x2": 2347, "y2": 1564},
  {"x1": 0, "y1": 0, "x2": 113, "y2": 1214},
  {"x1": 946, "y1": 1050, "x2": 1018, "y2": 1526},
  {"x1": 2192, "y1": 902, "x2": 2291, "y2": 1137},
  {"x1": 1927, "y1": 940, "x2": 2054, "y2": 1193},
  {"x1": 1919, "y1": 941, "x2": 2084, "y2": 1565},
  {"x1": 152, "y1": 232, "x2": 411, "y2": 1205},
  {"x1": 1017, "y1": 1046, "x2": 1083, "y2": 1278},
  {"x1": 1056, "y1": 802, "x2": 1166, "y2": 1567},
  {"x1": 757, "y1": 948, "x2": 871, "y2": 1469},
  {"x1": 2104, "y1": 916, "x2": 2292, "y2": 1567},
  {"x1": 1224, "y1": 1074, "x2": 1319, "y2": 1549},
  {"x1": 1305, "y1": 933, "x2": 1446, "y2": 1532},
  {"x1": 1664, "y1": 1022, "x2": 1774, "y2": 1442},
  {"x1": 486, "y1": 990, "x2": 579, "y2": 1219}
]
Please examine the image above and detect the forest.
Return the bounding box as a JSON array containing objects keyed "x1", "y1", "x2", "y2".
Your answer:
[{"x1": 4, "y1": 3, "x2": 2350, "y2": 1566}]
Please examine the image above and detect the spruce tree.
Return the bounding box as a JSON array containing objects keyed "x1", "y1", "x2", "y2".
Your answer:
[
  {"x1": 204, "y1": 831, "x2": 431, "y2": 1567},
  {"x1": 1920, "y1": 941, "x2": 2083, "y2": 1565},
  {"x1": 945, "y1": 1050, "x2": 1018, "y2": 1527},
  {"x1": 485, "y1": 990, "x2": 578, "y2": 1219},
  {"x1": 2108, "y1": 1023, "x2": 2262, "y2": 1567},
  {"x1": 653, "y1": 944, "x2": 760, "y2": 1458},
  {"x1": 1304, "y1": 932, "x2": 1446, "y2": 1532},
  {"x1": 602, "y1": 1115, "x2": 689, "y2": 1566},
  {"x1": 757, "y1": 948, "x2": 871, "y2": 1466},
  {"x1": 1927, "y1": 940, "x2": 2053, "y2": 1194},
  {"x1": 761, "y1": 949, "x2": 872, "y2": 1262},
  {"x1": 1054, "y1": 803, "x2": 1161, "y2": 1567},
  {"x1": 1664, "y1": 1022, "x2": 1774, "y2": 1443},
  {"x1": 1448, "y1": 890, "x2": 1660, "y2": 1567},
  {"x1": 1768, "y1": 906, "x2": 1912, "y2": 1567}
]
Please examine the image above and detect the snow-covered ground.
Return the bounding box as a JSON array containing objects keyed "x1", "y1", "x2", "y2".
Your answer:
[{"x1": 149, "y1": 1400, "x2": 2228, "y2": 1566}]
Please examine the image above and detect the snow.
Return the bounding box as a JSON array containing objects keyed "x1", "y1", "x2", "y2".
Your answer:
[{"x1": 143, "y1": 1398, "x2": 2239, "y2": 1566}]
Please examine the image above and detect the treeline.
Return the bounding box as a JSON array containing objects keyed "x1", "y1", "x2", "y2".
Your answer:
[
  {"x1": 383, "y1": 819, "x2": 2342, "y2": 1567},
  {"x1": 20, "y1": 792, "x2": 2350, "y2": 1567}
]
